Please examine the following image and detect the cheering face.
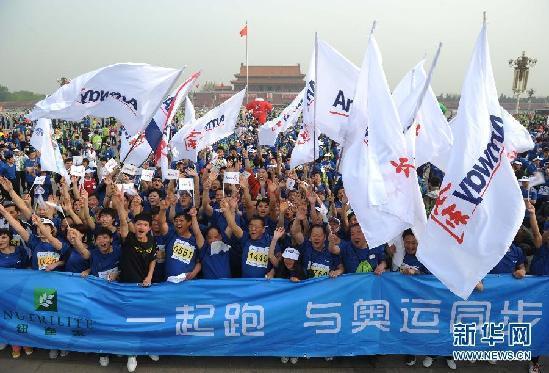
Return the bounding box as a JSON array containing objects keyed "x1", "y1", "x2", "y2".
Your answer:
[
  {"x1": 283, "y1": 257, "x2": 296, "y2": 269},
  {"x1": 328, "y1": 220, "x2": 340, "y2": 234},
  {"x1": 310, "y1": 227, "x2": 326, "y2": 250},
  {"x1": 95, "y1": 234, "x2": 112, "y2": 253},
  {"x1": 37, "y1": 206, "x2": 48, "y2": 217},
  {"x1": 179, "y1": 192, "x2": 192, "y2": 207},
  {"x1": 248, "y1": 219, "x2": 265, "y2": 240},
  {"x1": 152, "y1": 178, "x2": 163, "y2": 190},
  {"x1": 148, "y1": 192, "x2": 160, "y2": 206},
  {"x1": 257, "y1": 169, "x2": 267, "y2": 182},
  {"x1": 5, "y1": 206, "x2": 17, "y2": 220},
  {"x1": 350, "y1": 225, "x2": 367, "y2": 248},
  {"x1": 99, "y1": 213, "x2": 114, "y2": 228},
  {"x1": 88, "y1": 195, "x2": 99, "y2": 210},
  {"x1": 214, "y1": 189, "x2": 224, "y2": 203},
  {"x1": 174, "y1": 216, "x2": 191, "y2": 234},
  {"x1": 134, "y1": 220, "x2": 151, "y2": 238},
  {"x1": 403, "y1": 234, "x2": 418, "y2": 255},
  {"x1": 256, "y1": 201, "x2": 269, "y2": 217},
  {"x1": 337, "y1": 188, "x2": 346, "y2": 201},
  {"x1": 211, "y1": 179, "x2": 221, "y2": 191}
]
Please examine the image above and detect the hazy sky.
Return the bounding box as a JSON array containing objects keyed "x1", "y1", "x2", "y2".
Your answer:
[{"x1": 1, "y1": 0, "x2": 547, "y2": 97}]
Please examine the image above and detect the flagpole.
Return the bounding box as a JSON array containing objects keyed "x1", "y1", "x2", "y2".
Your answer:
[
  {"x1": 245, "y1": 20, "x2": 249, "y2": 104},
  {"x1": 312, "y1": 31, "x2": 318, "y2": 174},
  {"x1": 407, "y1": 42, "x2": 442, "y2": 131}
]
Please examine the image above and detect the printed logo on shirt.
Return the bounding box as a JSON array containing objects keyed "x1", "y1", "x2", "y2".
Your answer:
[
  {"x1": 245, "y1": 245, "x2": 268, "y2": 268},
  {"x1": 308, "y1": 262, "x2": 330, "y2": 277},
  {"x1": 37, "y1": 252, "x2": 60, "y2": 270},
  {"x1": 34, "y1": 288, "x2": 57, "y2": 312},
  {"x1": 171, "y1": 240, "x2": 195, "y2": 264}
]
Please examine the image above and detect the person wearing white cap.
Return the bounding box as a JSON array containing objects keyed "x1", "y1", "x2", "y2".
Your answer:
[{"x1": 265, "y1": 227, "x2": 305, "y2": 282}]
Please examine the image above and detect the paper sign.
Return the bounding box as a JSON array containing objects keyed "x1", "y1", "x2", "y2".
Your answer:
[
  {"x1": 140, "y1": 169, "x2": 155, "y2": 182},
  {"x1": 104, "y1": 158, "x2": 118, "y2": 173},
  {"x1": 116, "y1": 183, "x2": 137, "y2": 196},
  {"x1": 73, "y1": 156, "x2": 83, "y2": 166},
  {"x1": 165, "y1": 169, "x2": 180, "y2": 180},
  {"x1": 223, "y1": 171, "x2": 240, "y2": 185},
  {"x1": 33, "y1": 176, "x2": 46, "y2": 185},
  {"x1": 70, "y1": 165, "x2": 85, "y2": 178},
  {"x1": 121, "y1": 163, "x2": 138, "y2": 176},
  {"x1": 178, "y1": 178, "x2": 194, "y2": 191},
  {"x1": 286, "y1": 178, "x2": 296, "y2": 190}
]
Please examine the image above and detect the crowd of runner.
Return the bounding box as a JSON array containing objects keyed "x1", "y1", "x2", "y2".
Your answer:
[{"x1": 0, "y1": 108, "x2": 547, "y2": 372}]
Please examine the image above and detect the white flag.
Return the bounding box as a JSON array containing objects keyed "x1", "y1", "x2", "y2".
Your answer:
[
  {"x1": 341, "y1": 33, "x2": 425, "y2": 248},
  {"x1": 417, "y1": 22, "x2": 533, "y2": 299},
  {"x1": 393, "y1": 60, "x2": 453, "y2": 171},
  {"x1": 290, "y1": 47, "x2": 320, "y2": 169},
  {"x1": 184, "y1": 97, "x2": 196, "y2": 126},
  {"x1": 171, "y1": 89, "x2": 246, "y2": 162},
  {"x1": 259, "y1": 88, "x2": 304, "y2": 146},
  {"x1": 119, "y1": 71, "x2": 201, "y2": 166},
  {"x1": 30, "y1": 118, "x2": 70, "y2": 182}
]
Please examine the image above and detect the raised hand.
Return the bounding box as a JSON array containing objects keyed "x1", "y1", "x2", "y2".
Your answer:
[
  {"x1": 273, "y1": 226, "x2": 285, "y2": 240},
  {"x1": 188, "y1": 207, "x2": 198, "y2": 217},
  {"x1": 159, "y1": 199, "x2": 169, "y2": 210},
  {"x1": 0, "y1": 176, "x2": 13, "y2": 192}
]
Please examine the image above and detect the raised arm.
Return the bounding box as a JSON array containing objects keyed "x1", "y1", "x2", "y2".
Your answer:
[
  {"x1": 186, "y1": 168, "x2": 201, "y2": 208},
  {"x1": 200, "y1": 177, "x2": 214, "y2": 217},
  {"x1": 0, "y1": 204, "x2": 30, "y2": 242},
  {"x1": 67, "y1": 228, "x2": 90, "y2": 260},
  {"x1": 222, "y1": 198, "x2": 243, "y2": 239},
  {"x1": 527, "y1": 201, "x2": 542, "y2": 249},
  {"x1": 268, "y1": 227, "x2": 285, "y2": 267},
  {"x1": 188, "y1": 207, "x2": 205, "y2": 249},
  {"x1": 0, "y1": 176, "x2": 32, "y2": 219},
  {"x1": 157, "y1": 199, "x2": 170, "y2": 236},
  {"x1": 31, "y1": 214, "x2": 63, "y2": 250},
  {"x1": 80, "y1": 189, "x2": 96, "y2": 230},
  {"x1": 112, "y1": 190, "x2": 129, "y2": 239}
]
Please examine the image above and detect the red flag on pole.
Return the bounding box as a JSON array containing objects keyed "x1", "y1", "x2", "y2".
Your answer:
[{"x1": 239, "y1": 25, "x2": 247, "y2": 37}]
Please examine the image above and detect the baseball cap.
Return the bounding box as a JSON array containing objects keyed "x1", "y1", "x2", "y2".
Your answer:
[
  {"x1": 282, "y1": 247, "x2": 300, "y2": 261},
  {"x1": 518, "y1": 176, "x2": 530, "y2": 182},
  {"x1": 328, "y1": 216, "x2": 341, "y2": 225},
  {"x1": 41, "y1": 218, "x2": 55, "y2": 227}
]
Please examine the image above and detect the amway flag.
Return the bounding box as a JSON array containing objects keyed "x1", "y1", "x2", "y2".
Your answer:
[
  {"x1": 28, "y1": 63, "x2": 182, "y2": 136},
  {"x1": 258, "y1": 88, "x2": 304, "y2": 146},
  {"x1": 30, "y1": 118, "x2": 70, "y2": 182},
  {"x1": 340, "y1": 33, "x2": 425, "y2": 248},
  {"x1": 393, "y1": 60, "x2": 453, "y2": 172},
  {"x1": 171, "y1": 89, "x2": 246, "y2": 162},
  {"x1": 290, "y1": 47, "x2": 320, "y2": 169},
  {"x1": 417, "y1": 23, "x2": 533, "y2": 299},
  {"x1": 120, "y1": 71, "x2": 201, "y2": 166},
  {"x1": 184, "y1": 97, "x2": 196, "y2": 126}
]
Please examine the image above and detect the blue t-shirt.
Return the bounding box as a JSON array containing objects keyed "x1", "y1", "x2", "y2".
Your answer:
[
  {"x1": 64, "y1": 249, "x2": 89, "y2": 273},
  {"x1": 529, "y1": 244, "x2": 549, "y2": 276},
  {"x1": 199, "y1": 239, "x2": 232, "y2": 279},
  {"x1": 300, "y1": 241, "x2": 339, "y2": 278},
  {"x1": 0, "y1": 246, "x2": 29, "y2": 269},
  {"x1": 240, "y1": 231, "x2": 274, "y2": 278},
  {"x1": 1, "y1": 162, "x2": 16, "y2": 180},
  {"x1": 402, "y1": 253, "x2": 430, "y2": 274},
  {"x1": 489, "y1": 244, "x2": 526, "y2": 274},
  {"x1": 339, "y1": 241, "x2": 386, "y2": 273},
  {"x1": 152, "y1": 226, "x2": 176, "y2": 282},
  {"x1": 27, "y1": 233, "x2": 70, "y2": 271},
  {"x1": 165, "y1": 233, "x2": 201, "y2": 278},
  {"x1": 90, "y1": 243, "x2": 121, "y2": 277},
  {"x1": 24, "y1": 158, "x2": 39, "y2": 183}
]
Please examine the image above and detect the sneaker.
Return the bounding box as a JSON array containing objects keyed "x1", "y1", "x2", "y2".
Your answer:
[
  {"x1": 488, "y1": 360, "x2": 497, "y2": 365},
  {"x1": 99, "y1": 356, "x2": 109, "y2": 367},
  {"x1": 422, "y1": 356, "x2": 433, "y2": 368},
  {"x1": 405, "y1": 356, "x2": 416, "y2": 366},
  {"x1": 281, "y1": 357, "x2": 289, "y2": 364},
  {"x1": 290, "y1": 357, "x2": 299, "y2": 364},
  {"x1": 325, "y1": 357, "x2": 334, "y2": 361},
  {"x1": 149, "y1": 354, "x2": 159, "y2": 361},
  {"x1": 59, "y1": 350, "x2": 69, "y2": 357},
  {"x1": 49, "y1": 349, "x2": 59, "y2": 359},
  {"x1": 446, "y1": 359, "x2": 457, "y2": 370},
  {"x1": 127, "y1": 356, "x2": 137, "y2": 373},
  {"x1": 24, "y1": 347, "x2": 33, "y2": 356},
  {"x1": 0, "y1": 344, "x2": 6, "y2": 350},
  {"x1": 11, "y1": 350, "x2": 21, "y2": 359},
  {"x1": 529, "y1": 362, "x2": 541, "y2": 373}
]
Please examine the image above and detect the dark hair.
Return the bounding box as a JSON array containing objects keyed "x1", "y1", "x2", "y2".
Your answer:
[
  {"x1": 174, "y1": 210, "x2": 192, "y2": 222},
  {"x1": 99, "y1": 208, "x2": 117, "y2": 220},
  {"x1": 402, "y1": 228, "x2": 415, "y2": 239},
  {"x1": 94, "y1": 227, "x2": 113, "y2": 238},
  {"x1": 310, "y1": 224, "x2": 327, "y2": 236},
  {"x1": 0, "y1": 228, "x2": 12, "y2": 239},
  {"x1": 349, "y1": 222, "x2": 362, "y2": 231},
  {"x1": 205, "y1": 226, "x2": 221, "y2": 237},
  {"x1": 248, "y1": 215, "x2": 265, "y2": 227},
  {"x1": 150, "y1": 206, "x2": 161, "y2": 216},
  {"x1": 134, "y1": 212, "x2": 152, "y2": 225}
]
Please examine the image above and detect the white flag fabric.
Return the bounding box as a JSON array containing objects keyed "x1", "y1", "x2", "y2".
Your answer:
[
  {"x1": 416, "y1": 23, "x2": 533, "y2": 299},
  {"x1": 119, "y1": 71, "x2": 201, "y2": 166},
  {"x1": 30, "y1": 119, "x2": 70, "y2": 183},
  {"x1": 28, "y1": 63, "x2": 182, "y2": 137},
  {"x1": 258, "y1": 88, "x2": 304, "y2": 146},
  {"x1": 171, "y1": 89, "x2": 246, "y2": 162},
  {"x1": 340, "y1": 33, "x2": 425, "y2": 248},
  {"x1": 184, "y1": 97, "x2": 196, "y2": 126},
  {"x1": 500, "y1": 108, "x2": 535, "y2": 159},
  {"x1": 290, "y1": 48, "x2": 320, "y2": 170},
  {"x1": 316, "y1": 40, "x2": 360, "y2": 144},
  {"x1": 393, "y1": 61, "x2": 453, "y2": 171}
]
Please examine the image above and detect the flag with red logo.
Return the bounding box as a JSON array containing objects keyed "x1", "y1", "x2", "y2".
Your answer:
[
  {"x1": 340, "y1": 32, "x2": 425, "y2": 248},
  {"x1": 239, "y1": 24, "x2": 247, "y2": 37},
  {"x1": 417, "y1": 22, "x2": 532, "y2": 299}
]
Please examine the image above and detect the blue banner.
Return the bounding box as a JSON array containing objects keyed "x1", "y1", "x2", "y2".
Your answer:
[{"x1": 0, "y1": 269, "x2": 547, "y2": 356}]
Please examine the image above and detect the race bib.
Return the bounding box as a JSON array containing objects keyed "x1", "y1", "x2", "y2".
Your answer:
[
  {"x1": 98, "y1": 267, "x2": 118, "y2": 281},
  {"x1": 171, "y1": 240, "x2": 195, "y2": 264},
  {"x1": 37, "y1": 251, "x2": 60, "y2": 270},
  {"x1": 308, "y1": 262, "x2": 330, "y2": 277},
  {"x1": 245, "y1": 245, "x2": 268, "y2": 268}
]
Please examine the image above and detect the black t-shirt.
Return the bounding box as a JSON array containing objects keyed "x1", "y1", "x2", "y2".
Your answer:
[
  {"x1": 274, "y1": 262, "x2": 305, "y2": 280},
  {"x1": 119, "y1": 232, "x2": 157, "y2": 283}
]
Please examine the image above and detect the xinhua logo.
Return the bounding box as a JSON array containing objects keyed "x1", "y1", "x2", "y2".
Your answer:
[{"x1": 34, "y1": 288, "x2": 57, "y2": 312}]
